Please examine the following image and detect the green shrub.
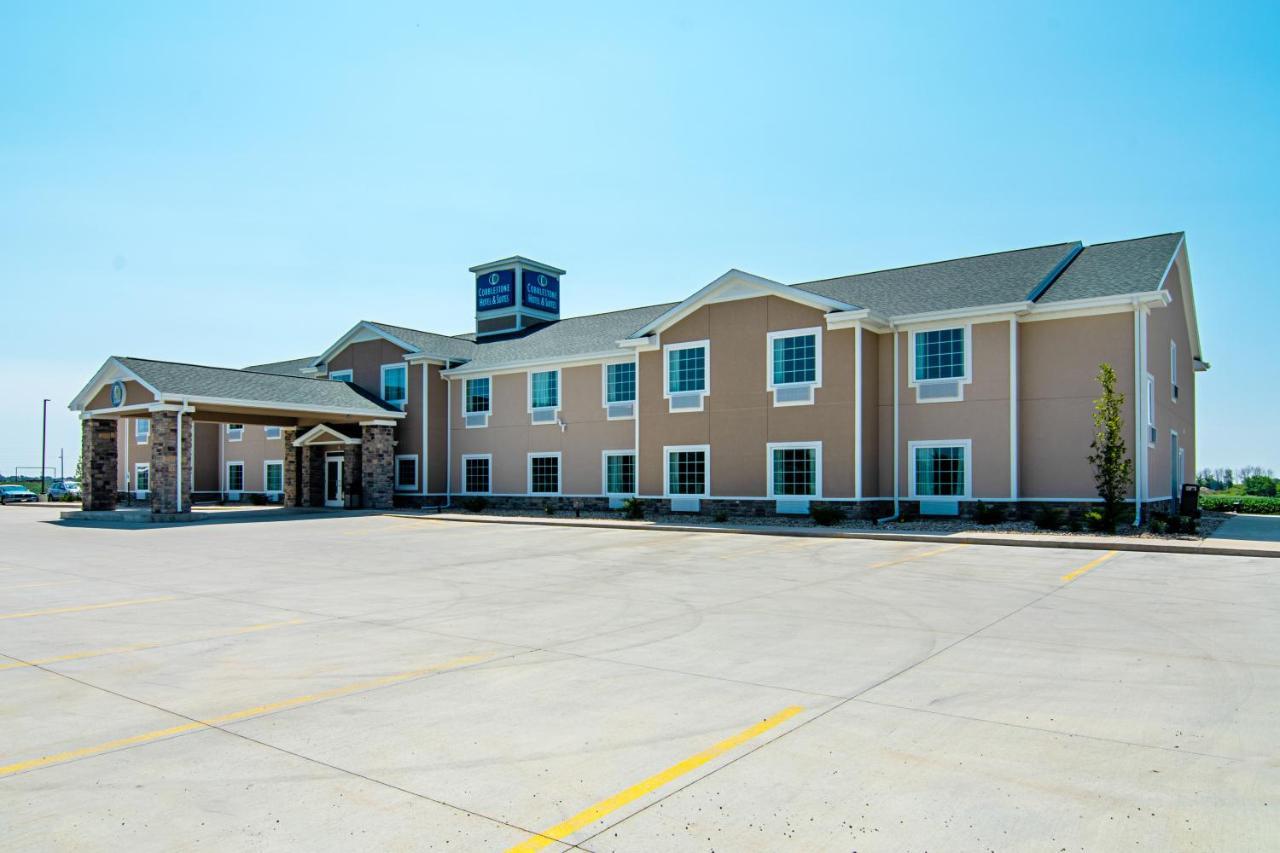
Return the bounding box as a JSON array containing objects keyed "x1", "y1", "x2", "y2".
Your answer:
[
  {"x1": 1164, "y1": 513, "x2": 1182, "y2": 534},
  {"x1": 1065, "y1": 515, "x2": 1082, "y2": 533},
  {"x1": 621, "y1": 497, "x2": 645, "y2": 520},
  {"x1": 543, "y1": 502, "x2": 556, "y2": 516},
  {"x1": 249, "y1": 492, "x2": 269, "y2": 506},
  {"x1": 973, "y1": 502, "x2": 1005, "y2": 525},
  {"x1": 1032, "y1": 506, "x2": 1064, "y2": 530},
  {"x1": 1179, "y1": 515, "x2": 1199, "y2": 535},
  {"x1": 1147, "y1": 516, "x2": 1167, "y2": 535},
  {"x1": 1083, "y1": 509, "x2": 1111, "y2": 533},
  {"x1": 459, "y1": 496, "x2": 488, "y2": 513},
  {"x1": 810, "y1": 505, "x2": 845, "y2": 526},
  {"x1": 1199, "y1": 494, "x2": 1280, "y2": 514},
  {"x1": 713, "y1": 511, "x2": 729, "y2": 523}
]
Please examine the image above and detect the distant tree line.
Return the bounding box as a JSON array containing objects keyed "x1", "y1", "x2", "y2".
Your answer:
[{"x1": 1198, "y1": 466, "x2": 1278, "y2": 497}]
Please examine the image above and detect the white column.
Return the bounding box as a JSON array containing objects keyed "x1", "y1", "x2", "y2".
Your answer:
[
  {"x1": 854, "y1": 322, "x2": 862, "y2": 502},
  {"x1": 1009, "y1": 317, "x2": 1018, "y2": 501}
]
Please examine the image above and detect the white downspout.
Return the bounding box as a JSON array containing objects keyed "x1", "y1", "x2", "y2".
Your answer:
[
  {"x1": 1133, "y1": 303, "x2": 1143, "y2": 527},
  {"x1": 1009, "y1": 318, "x2": 1018, "y2": 503},
  {"x1": 444, "y1": 372, "x2": 452, "y2": 508},
  {"x1": 633, "y1": 349, "x2": 640, "y2": 498},
  {"x1": 878, "y1": 326, "x2": 900, "y2": 523},
  {"x1": 854, "y1": 322, "x2": 862, "y2": 502}
]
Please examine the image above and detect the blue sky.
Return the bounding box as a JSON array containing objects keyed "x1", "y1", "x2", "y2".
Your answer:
[{"x1": 2, "y1": 1, "x2": 1277, "y2": 478}]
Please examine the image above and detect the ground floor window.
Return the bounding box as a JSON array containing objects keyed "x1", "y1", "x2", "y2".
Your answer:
[
  {"x1": 910, "y1": 441, "x2": 969, "y2": 498},
  {"x1": 463, "y1": 455, "x2": 491, "y2": 494},
  {"x1": 665, "y1": 446, "x2": 708, "y2": 496},
  {"x1": 528, "y1": 453, "x2": 560, "y2": 494},
  {"x1": 604, "y1": 452, "x2": 635, "y2": 495},
  {"x1": 395, "y1": 455, "x2": 418, "y2": 491},
  {"x1": 769, "y1": 443, "x2": 820, "y2": 497},
  {"x1": 264, "y1": 461, "x2": 284, "y2": 494},
  {"x1": 134, "y1": 463, "x2": 150, "y2": 494},
  {"x1": 226, "y1": 461, "x2": 245, "y2": 493}
]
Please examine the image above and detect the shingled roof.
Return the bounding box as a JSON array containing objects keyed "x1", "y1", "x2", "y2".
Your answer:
[
  {"x1": 243, "y1": 356, "x2": 315, "y2": 376},
  {"x1": 366, "y1": 321, "x2": 479, "y2": 362},
  {"x1": 117, "y1": 357, "x2": 402, "y2": 414},
  {"x1": 1034, "y1": 233, "x2": 1183, "y2": 304}
]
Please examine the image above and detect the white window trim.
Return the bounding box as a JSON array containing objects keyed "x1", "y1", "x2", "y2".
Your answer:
[
  {"x1": 765, "y1": 328, "x2": 823, "y2": 407},
  {"x1": 663, "y1": 339, "x2": 710, "y2": 413},
  {"x1": 906, "y1": 324, "x2": 973, "y2": 403},
  {"x1": 133, "y1": 462, "x2": 150, "y2": 497},
  {"x1": 394, "y1": 454, "x2": 419, "y2": 492},
  {"x1": 381, "y1": 363, "x2": 408, "y2": 410},
  {"x1": 527, "y1": 451, "x2": 562, "y2": 496},
  {"x1": 461, "y1": 453, "x2": 493, "y2": 495},
  {"x1": 264, "y1": 426, "x2": 282, "y2": 440},
  {"x1": 601, "y1": 449, "x2": 637, "y2": 496},
  {"x1": 135, "y1": 418, "x2": 150, "y2": 444},
  {"x1": 226, "y1": 423, "x2": 244, "y2": 442},
  {"x1": 263, "y1": 459, "x2": 284, "y2": 496},
  {"x1": 329, "y1": 369, "x2": 354, "y2": 383},
  {"x1": 225, "y1": 460, "x2": 245, "y2": 495},
  {"x1": 907, "y1": 439, "x2": 973, "y2": 500},
  {"x1": 663, "y1": 444, "x2": 710, "y2": 498},
  {"x1": 1145, "y1": 372, "x2": 1156, "y2": 447},
  {"x1": 766, "y1": 441, "x2": 823, "y2": 498},
  {"x1": 527, "y1": 368, "x2": 562, "y2": 421},
  {"x1": 1170, "y1": 340, "x2": 1179, "y2": 403},
  {"x1": 601, "y1": 360, "x2": 637, "y2": 419}
]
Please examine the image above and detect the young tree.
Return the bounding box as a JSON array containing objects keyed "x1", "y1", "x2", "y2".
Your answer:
[{"x1": 1088, "y1": 363, "x2": 1134, "y2": 532}]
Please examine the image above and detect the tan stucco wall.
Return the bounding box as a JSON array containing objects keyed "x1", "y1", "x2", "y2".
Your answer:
[
  {"x1": 1145, "y1": 260, "x2": 1196, "y2": 500},
  {"x1": 859, "y1": 329, "x2": 880, "y2": 498},
  {"x1": 193, "y1": 422, "x2": 220, "y2": 491},
  {"x1": 219, "y1": 423, "x2": 287, "y2": 492},
  {"x1": 117, "y1": 417, "x2": 152, "y2": 490},
  {"x1": 88, "y1": 379, "x2": 152, "y2": 411},
  {"x1": 637, "y1": 296, "x2": 857, "y2": 498},
  {"x1": 449, "y1": 362, "x2": 635, "y2": 495},
  {"x1": 1018, "y1": 312, "x2": 1136, "y2": 499}
]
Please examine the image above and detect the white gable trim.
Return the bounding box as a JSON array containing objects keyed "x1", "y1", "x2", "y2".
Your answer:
[
  {"x1": 1163, "y1": 236, "x2": 1206, "y2": 368},
  {"x1": 629, "y1": 270, "x2": 857, "y2": 338},
  {"x1": 69, "y1": 357, "x2": 162, "y2": 412},
  {"x1": 293, "y1": 424, "x2": 362, "y2": 447},
  {"x1": 310, "y1": 321, "x2": 420, "y2": 368}
]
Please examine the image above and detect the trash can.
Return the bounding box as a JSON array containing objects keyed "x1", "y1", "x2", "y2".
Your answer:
[{"x1": 1179, "y1": 483, "x2": 1201, "y2": 518}]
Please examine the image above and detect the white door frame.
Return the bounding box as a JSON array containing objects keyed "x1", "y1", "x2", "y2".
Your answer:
[{"x1": 324, "y1": 452, "x2": 345, "y2": 508}]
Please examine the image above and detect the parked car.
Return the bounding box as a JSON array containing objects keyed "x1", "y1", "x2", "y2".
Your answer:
[
  {"x1": 0, "y1": 484, "x2": 39, "y2": 504},
  {"x1": 49, "y1": 481, "x2": 82, "y2": 501}
]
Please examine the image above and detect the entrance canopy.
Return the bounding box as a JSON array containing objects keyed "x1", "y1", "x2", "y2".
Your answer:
[{"x1": 70, "y1": 356, "x2": 405, "y2": 427}]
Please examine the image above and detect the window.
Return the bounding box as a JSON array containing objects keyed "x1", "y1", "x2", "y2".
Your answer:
[
  {"x1": 603, "y1": 452, "x2": 636, "y2": 495},
  {"x1": 264, "y1": 461, "x2": 284, "y2": 494},
  {"x1": 227, "y1": 423, "x2": 244, "y2": 442},
  {"x1": 605, "y1": 362, "x2": 636, "y2": 403},
  {"x1": 465, "y1": 377, "x2": 491, "y2": 413},
  {"x1": 226, "y1": 462, "x2": 245, "y2": 493},
  {"x1": 381, "y1": 364, "x2": 408, "y2": 409},
  {"x1": 528, "y1": 453, "x2": 560, "y2": 494},
  {"x1": 1171, "y1": 340, "x2": 1179, "y2": 402},
  {"x1": 394, "y1": 455, "x2": 418, "y2": 491},
  {"x1": 265, "y1": 426, "x2": 282, "y2": 440},
  {"x1": 1145, "y1": 374, "x2": 1156, "y2": 446},
  {"x1": 664, "y1": 341, "x2": 709, "y2": 412},
  {"x1": 135, "y1": 418, "x2": 150, "y2": 444},
  {"x1": 768, "y1": 443, "x2": 820, "y2": 497},
  {"x1": 463, "y1": 455, "x2": 491, "y2": 494},
  {"x1": 134, "y1": 463, "x2": 150, "y2": 495},
  {"x1": 770, "y1": 330, "x2": 819, "y2": 385},
  {"x1": 665, "y1": 446, "x2": 708, "y2": 496},
  {"x1": 529, "y1": 370, "x2": 559, "y2": 410},
  {"x1": 329, "y1": 370, "x2": 353, "y2": 383},
  {"x1": 913, "y1": 328, "x2": 966, "y2": 381},
  {"x1": 909, "y1": 441, "x2": 970, "y2": 499}
]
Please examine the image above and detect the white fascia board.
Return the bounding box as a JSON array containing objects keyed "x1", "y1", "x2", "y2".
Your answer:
[
  {"x1": 156, "y1": 394, "x2": 406, "y2": 419},
  {"x1": 469, "y1": 256, "x2": 566, "y2": 276},
  {"x1": 441, "y1": 350, "x2": 626, "y2": 379},
  {"x1": 1022, "y1": 290, "x2": 1167, "y2": 323},
  {"x1": 293, "y1": 424, "x2": 362, "y2": 446},
  {"x1": 402, "y1": 352, "x2": 451, "y2": 365},
  {"x1": 1165, "y1": 236, "x2": 1205, "y2": 363},
  {"x1": 616, "y1": 335, "x2": 658, "y2": 350},
  {"x1": 824, "y1": 309, "x2": 890, "y2": 332},
  {"x1": 310, "y1": 321, "x2": 421, "y2": 368},
  {"x1": 629, "y1": 270, "x2": 856, "y2": 339},
  {"x1": 890, "y1": 301, "x2": 1032, "y2": 327},
  {"x1": 69, "y1": 357, "x2": 161, "y2": 411}
]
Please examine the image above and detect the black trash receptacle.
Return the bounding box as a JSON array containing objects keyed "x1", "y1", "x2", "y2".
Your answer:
[{"x1": 1180, "y1": 483, "x2": 1201, "y2": 517}]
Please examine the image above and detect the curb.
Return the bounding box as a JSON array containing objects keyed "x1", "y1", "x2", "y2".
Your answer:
[{"x1": 389, "y1": 512, "x2": 1280, "y2": 559}]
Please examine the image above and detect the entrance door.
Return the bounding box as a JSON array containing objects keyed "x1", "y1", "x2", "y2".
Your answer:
[{"x1": 324, "y1": 454, "x2": 344, "y2": 508}]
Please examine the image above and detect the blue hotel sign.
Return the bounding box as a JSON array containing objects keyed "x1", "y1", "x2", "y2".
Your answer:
[
  {"x1": 522, "y1": 270, "x2": 560, "y2": 313},
  {"x1": 476, "y1": 269, "x2": 515, "y2": 311}
]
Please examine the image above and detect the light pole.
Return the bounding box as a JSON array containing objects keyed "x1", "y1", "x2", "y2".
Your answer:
[{"x1": 40, "y1": 399, "x2": 49, "y2": 496}]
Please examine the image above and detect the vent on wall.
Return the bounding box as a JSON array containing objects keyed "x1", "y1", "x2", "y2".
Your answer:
[
  {"x1": 774, "y1": 385, "x2": 813, "y2": 405},
  {"x1": 917, "y1": 381, "x2": 961, "y2": 401},
  {"x1": 669, "y1": 392, "x2": 703, "y2": 411},
  {"x1": 607, "y1": 402, "x2": 635, "y2": 419},
  {"x1": 531, "y1": 408, "x2": 557, "y2": 425},
  {"x1": 465, "y1": 413, "x2": 488, "y2": 429}
]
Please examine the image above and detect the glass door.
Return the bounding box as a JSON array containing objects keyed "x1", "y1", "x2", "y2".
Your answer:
[{"x1": 325, "y1": 454, "x2": 344, "y2": 507}]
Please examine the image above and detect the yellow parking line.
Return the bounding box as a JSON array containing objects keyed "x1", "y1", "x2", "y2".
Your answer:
[
  {"x1": 507, "y1": 705, "x2": 804, "y2": 852},
  {"x1": 870, "y1": 543, "x2": 968, "y2": 569},
  {"x1": 0, "y1": 596, "x2": 177, "y2": 621},
  {"x1": 1060, "y1": 550, "x2": 1119, "y2": 582},
  {"x1": 0, "y1": 618, "x2": 308, "y2": 673},
  {"x1": 0, "y1": 652, "x2": 491, "y2": 778}
]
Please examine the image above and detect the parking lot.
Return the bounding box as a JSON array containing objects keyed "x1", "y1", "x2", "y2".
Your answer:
[{"x1": 1, "y1": 506, "x2": 1276, "y2": 851}]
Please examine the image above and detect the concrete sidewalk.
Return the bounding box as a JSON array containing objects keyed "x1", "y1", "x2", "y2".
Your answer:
[{"x1": 395, "y1": 511, "x2": 1280, "y2": 558}]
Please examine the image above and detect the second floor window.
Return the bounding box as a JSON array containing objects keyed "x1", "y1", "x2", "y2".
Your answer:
[
  {"x1": 771, "y1": 331, "x2": 817, "y2": 385},
  {"x1": 466, "y1": 377, "x2": 491, "y2": 413},
  {"x1": 667, "y1": 344, "x2": 707, "y2": 394},
  {"x1": 606, "y1": 362, "x2": 636, "y2": 403},
  {"x1": 227, "y1": 423, "x2": 244, "y2": 441},
  {"x1": 530, "y1": 370, "x2": 559, "y2": 410},
  {"x1": 265, "y1": 426, "x2": 282, "y2": 439},
  {"x1": 914, "y1": 328, "x2": 965, "y2": 381},
  {"x1": 135, "y1": 418, "x2": 150, "y2": 444},
  {"x1": 381, "y1": 364, "x2": 407, "y2": 408}
]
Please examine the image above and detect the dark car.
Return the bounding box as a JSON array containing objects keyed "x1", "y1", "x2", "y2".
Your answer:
[
  {"x1": 49, "y1": 480, "x2": 82, "y2": 501},
  {"x1": 0, "y1": 484, "x2": 39, "y2": 504}
]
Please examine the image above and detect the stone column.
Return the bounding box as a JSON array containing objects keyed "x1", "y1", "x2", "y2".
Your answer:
[
  {"x1": 281, "y1": 428, "x2": 298, "y2": 507},
  {"x1": 149, "y1": 409, "x2": 192, "y2": 515},
  {"x1": 360, "y1": 422, "x2": 395, "y2": 509},
  {"x1": 343, "y1": 443, "x2": 363, "y2": 508},
  {"x1": 81, "y1": 418, "x2": 118, "y2": 511}
]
